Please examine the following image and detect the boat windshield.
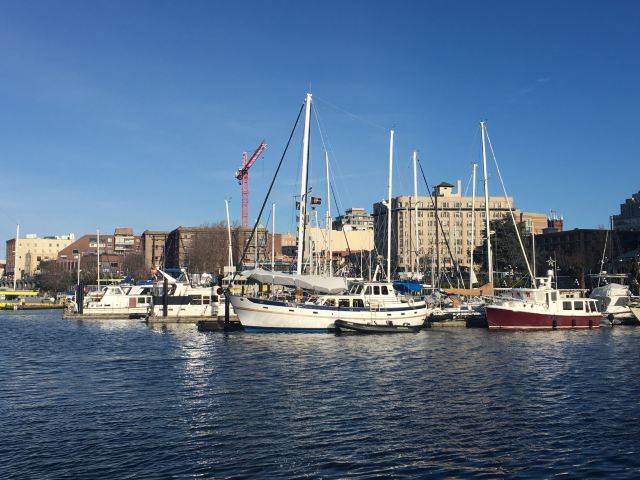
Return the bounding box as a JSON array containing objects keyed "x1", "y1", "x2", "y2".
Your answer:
[{"x1": 349, "y1": 284, "x2": 364, "y2": 295}]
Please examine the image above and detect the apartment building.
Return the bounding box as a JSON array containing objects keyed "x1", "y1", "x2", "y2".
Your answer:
[
  {"x1": 5, "y1": 233, "x2": 75, "y2": 279},
  {"x1": 142, "y1": 230, "x2": 169, "y2": 269},
  {"x1": 613, "y1": 191, "x2": 640, "y2": 231},
  {"x1": 332, "y1": 208, "x2": 374, "y2": 231},
  {"x1": 373, "y1": 180, "x2": 545, "y2": 273}
]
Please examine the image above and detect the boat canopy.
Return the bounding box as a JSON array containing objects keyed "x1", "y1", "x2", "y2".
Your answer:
[
  {"x1": 392, "y1": 281, "x2": 423, "y2": 293},
  {"x1": 238, "y1": 268, "x2": 348, "y2": 294},
  {"x1": 590, "y1": 283, "x2": 631, "y2": 298}
]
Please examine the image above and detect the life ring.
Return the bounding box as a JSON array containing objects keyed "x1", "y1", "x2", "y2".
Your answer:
[{"x1": 408, "y1": 298, "x2": 415, "y2": 307}]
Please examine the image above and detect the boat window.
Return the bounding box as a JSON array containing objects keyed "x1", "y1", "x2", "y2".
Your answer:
[
  {"x1": 353, "y1": 299, "x2": 364, "y2": 308},
  {"x1": 585, "y1": 302, "x2": 591, "y2": 312},
  {"x1": 203, "y1": 296, "x2": 211, "y2": 305},
  {"x1": 137, "y1": 297, "x2": 146, "y2": 304},
  {"x1": 614, "y1": 297, "x2": 629, "y2": 307},
  {"x1": 374, "y1": 286, "x2": 380, "y2": 295},
  {"x1": 212, "y1": 295, "x2": 219, "y2": 302},
  {"x1": 338, "y1": 299, "x2": 349, "y2": 307},
  {"x1": 364, "y1": 286, "x2": 371, "y2": 295},
  {"x1": 381, "y1": 286, "x2": 389, "y2": 295},
  {"x1": 551, "y1": 292, "x2": 557, "y2": 302},
  {"x1": 355, "y1": 284, "x2": 363, "y2": 294},
  {"x1": 325, "y1": 298, "x2": 336, "y2": 307},
  {"x1": 190, "y1": 295, "x2": 202, "y2": 305},
  {"x1": 562, "y1": 301, "x2": 572, "y2": 310},
  {"x1": 574, "y1": 301, "x2": 584, "y2": 310}
]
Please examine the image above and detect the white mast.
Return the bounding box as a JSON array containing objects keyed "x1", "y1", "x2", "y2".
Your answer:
[
  {"x1": 470, "y1": 163, "x2": 477, "y2": 287},
  {"x1": 480, "y1": 121, "x2": 493, "y2": 286},
  {"x1": 532, "y1": 229, "x2": 536, "y2": 280},
  {"x1": 413, "y1": 150, "x2": 420, "y2": 277},
  {"x1": 325, "y1": 150, "x2": 332, "y2": 276},
  {"x1": 271, "y1": 203, "x2": 275, "y2": 271},
  {"x1": 13, "y1": 224, "x2": 19, "y2": 290},
  {"x1": 386, "y1": 129, "x2": 394, "y2": 281},
  {"x1": 254, "y1": 220, "x2": 258, "y2": 267},
  {"x1": 296, "y1": 92, "x2": 312, "y2": 275},
  {"x1": 225, "y1": 199, "x2": 233, "y2": 270},
  {"x1": 97, "y1": 229, "x2": 101, "y2": 290}
]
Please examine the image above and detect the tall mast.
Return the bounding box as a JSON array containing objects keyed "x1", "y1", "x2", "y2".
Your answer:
[
  {"x1": 325, "y1": 150, "x2": 332, "y2": 276},
  {"x1": 470, "y1": 163, "x2": 477, "y2": 287},
  {"x1": 13, "y1": 224, "x2": 19, "y2": 290},
  {"x1": 532, "y1": 228, "x2": 536, "y2": 280},
  {"x1": 480, "y1": 121, "x2": 493, "y2": 286},
  {"x1": 97, "y1": 229, "x2": 101, "y2": 290},
  {"x1": 225, "y1": 199, "x2": 233, "y2": 270},
  {"x1": 254, "y1": 220, "x2": 258, "y2": 267},
  {"x1": 387, "y1": 129, "x2": 394, "y2": 281},
  {"x1": 271, "y1": 203, "x2": 275, "y2": 271},
  {"x1": 296, "y1": 93, "x2": 312, "y2": 275},
  {"x1": 413, "y1": 150, "x2": 420, "y2": 277}
]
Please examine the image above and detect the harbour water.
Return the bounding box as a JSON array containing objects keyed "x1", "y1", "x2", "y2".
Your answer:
[{"x1": 2, "y1": 311, "x2": 639, "y2": 478}]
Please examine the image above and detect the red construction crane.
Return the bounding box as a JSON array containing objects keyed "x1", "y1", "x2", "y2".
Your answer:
[{"x1": 235, "y1": 141, "x2": 267, "y2": 227}]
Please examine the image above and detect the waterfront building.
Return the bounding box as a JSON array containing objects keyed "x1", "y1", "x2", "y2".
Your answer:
[
  {"x1": 5, "y1": 233, "x2": 75, "y2": 280},
  {"x1": 332, "y1": 207, "x2": 374, "y2": 231},
  {"x1": 372, "y1": 180, "x2": 545, "y2": 275},
  {"x1": 113, "y1": 228, "x2": 140, "y2": 255},
  {"x1": 163, "y1": 225, "x2": 278, "y2": 273},
  {"x1": 613, "y1": 191, "x2": 640, "y2": 231},
  {"x1": 534, "y1": 228, "x2": 640, "y2": 287},
  {"x1": 56, "y1": 229, "x2": 143, "y2": 278},
  {"x1": 141, "y1": 230, "x2": 169, "y2": 270}
]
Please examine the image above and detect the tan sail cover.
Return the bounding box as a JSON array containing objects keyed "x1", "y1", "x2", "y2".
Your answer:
[{"x1": 441, "y1": 282, "x2": 494, "y2": 297}]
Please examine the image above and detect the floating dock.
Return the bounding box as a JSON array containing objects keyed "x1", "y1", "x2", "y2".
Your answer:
[
  {"x1": 146, "y1": 314, "x2": 239, "y2": 326},
  {"x1": 2, "y1": 303, "x2": 65, "y2": 311},
  {"x1": 63, "y1": 312, "x2": 145, "y2": 320}
]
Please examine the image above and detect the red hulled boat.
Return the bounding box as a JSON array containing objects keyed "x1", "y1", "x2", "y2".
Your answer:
[{"x1": 486, "y1": 272, "x2": 601, "y2": 330}]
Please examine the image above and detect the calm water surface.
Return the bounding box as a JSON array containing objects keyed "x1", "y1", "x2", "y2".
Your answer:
[{"x1": 1, "y1": 310, "x2": 639, "y2": 478}]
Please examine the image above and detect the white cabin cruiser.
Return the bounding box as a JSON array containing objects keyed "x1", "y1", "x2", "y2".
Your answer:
[
  {"x1": 589, "y1": 282, "x2": 638, "y2": 324},
  {"x1": 148, "y1": 268, "x2": 229, "y2": 319},
  {"x1": 69, "y1": 284, "x2": 153, "y2": 318}
]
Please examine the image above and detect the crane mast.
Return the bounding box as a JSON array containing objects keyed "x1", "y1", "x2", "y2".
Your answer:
[{"x1": 235, "y1": 141, "x2": 267, "y2": 227}]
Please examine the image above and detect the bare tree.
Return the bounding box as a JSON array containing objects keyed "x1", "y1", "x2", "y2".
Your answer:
[
  {"x1": 122, "y1": 252, "x2": 147, "y2": 281},
  {"x1": 187, "y1": 222, "x2": 241, "y2": 274},
  {"x1": 38, "y1": 261, "x2": 75, "y2": 294}
]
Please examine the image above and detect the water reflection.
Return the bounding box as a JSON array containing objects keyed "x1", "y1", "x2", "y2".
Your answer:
[{"x1": 1, "y1": 311, "x2": 639, "y2": 478}]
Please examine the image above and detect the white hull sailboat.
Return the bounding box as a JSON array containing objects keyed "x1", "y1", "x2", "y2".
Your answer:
[
  {"x1": 230, "y1": 93, "x2": 428, "y2": 332},
  {"x1": 229, "y1": 280, "x2": 427, "y2": 332}
]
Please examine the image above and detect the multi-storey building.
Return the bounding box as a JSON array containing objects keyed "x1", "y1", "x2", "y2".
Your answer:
[
  {"x1": 113, "y1": 228, "x2": 140, "y2": 255},
  {"x1": 332, "y1": 208, "x2": 374, "y2": 231},
  {"x1": 56, "y1": 229, "x2": 143, "y2": 277},
  {"x1": 373, "y1": 180, "x2": 545, "y2": 274},
  {"x1": 141, "y1": 230, "x2": 169, "y2": 269},
  {"x1": 5, "y1": 233, "x2": 75, "y2": 280},
  {"x1": 613, "y1": 191, "x2": 640, "y2": 231}
]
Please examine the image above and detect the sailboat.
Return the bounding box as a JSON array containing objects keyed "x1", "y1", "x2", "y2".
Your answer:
[{"x1": 229, "y1": 93, "x2": 428, "y2": 332}]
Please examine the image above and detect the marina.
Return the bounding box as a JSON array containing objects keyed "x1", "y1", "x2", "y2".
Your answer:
[{"x1": 1, "y1": 1, "x2": 640, "y2": 478}]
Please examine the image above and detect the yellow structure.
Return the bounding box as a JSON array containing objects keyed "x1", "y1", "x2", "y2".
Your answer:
[{"x1": 307, "y1": 226, "x2": 374, "y2": 254}]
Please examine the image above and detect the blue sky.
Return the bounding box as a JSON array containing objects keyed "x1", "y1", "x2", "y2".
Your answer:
[{"x1": 1, "y1": 0, "x2": 639, "y2": 248}]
